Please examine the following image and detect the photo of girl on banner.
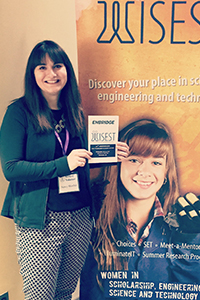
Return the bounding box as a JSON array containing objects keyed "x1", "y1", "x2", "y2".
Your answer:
[{"x1": 80, "y1": 119, "x2": 200, "y2": 299}]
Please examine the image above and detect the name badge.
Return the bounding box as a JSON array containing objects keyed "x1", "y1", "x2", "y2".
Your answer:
[{"x1": 58, "y1": 172, "x2": 80, "y2": 193}]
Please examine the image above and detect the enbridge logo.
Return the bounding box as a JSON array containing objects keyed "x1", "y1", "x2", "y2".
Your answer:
[{"x1": 92, "y1": 120, "x2": 115, "y2": 124}]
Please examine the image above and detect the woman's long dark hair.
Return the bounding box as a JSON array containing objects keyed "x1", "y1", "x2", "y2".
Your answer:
[{"x1": 23, "y1": 40, "x2": 84, "y2": 136}]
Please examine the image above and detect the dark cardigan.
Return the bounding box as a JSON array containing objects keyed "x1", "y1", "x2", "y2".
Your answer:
[{"x1": 0, "y1": 97, "x2": 92, "y2": 229}]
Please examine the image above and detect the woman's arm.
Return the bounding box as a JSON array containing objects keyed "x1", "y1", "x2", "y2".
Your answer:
[
  {"x1": 0, "y1": 102, "x2": 70, "y2": 182},
  {"x1": 166, "y1": 193, "x2": 200, "y2": 283}
]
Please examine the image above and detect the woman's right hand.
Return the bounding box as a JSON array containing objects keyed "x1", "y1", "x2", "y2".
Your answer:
[
  {"x1": 175, "y1": 193, "x2": 200, "y2": 233},
  {"x1": 117, "y1": 141, "x2": 129, "y2": 161},
  {"x1": 67, "y1": 149, "x2": 93, "y2": 171}
]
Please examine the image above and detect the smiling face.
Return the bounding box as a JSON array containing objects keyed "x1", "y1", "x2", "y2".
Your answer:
[
  {"x1": 120, "y1": 155, "x2": 166, "y2": 203},
  {"x1": 34, "y1": 54, "x2": 67, "y2": 103}
]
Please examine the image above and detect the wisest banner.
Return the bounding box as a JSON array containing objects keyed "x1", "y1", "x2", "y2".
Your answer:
[
  {"x1": 75, "y1": 0, "x2": 200, "y2": 196},
  {"x1": 75, "y1": 2, "x2": 200, "y2": 299}
]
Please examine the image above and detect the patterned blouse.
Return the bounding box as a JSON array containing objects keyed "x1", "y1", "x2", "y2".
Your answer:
[{"x1": 126, "y1": 197, "x2": 164, "y2": 246}]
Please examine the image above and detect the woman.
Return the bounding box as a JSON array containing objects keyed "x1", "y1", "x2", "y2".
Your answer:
[
  {"x1": 80, "y1": 119, "x2": 200, "y2": 299},
  {"x1": 0, "y1": 40, "x2": 95, "y2": 300}
]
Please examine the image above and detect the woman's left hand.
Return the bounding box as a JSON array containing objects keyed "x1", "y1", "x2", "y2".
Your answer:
[
  {"x1": 117, "y1": 142, "x2": 129, "y2": 161},
  {"x1": 175, "y1": 193, "x2": 200, "y2": 233}
]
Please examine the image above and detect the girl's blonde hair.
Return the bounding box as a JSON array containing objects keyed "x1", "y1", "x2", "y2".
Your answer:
[{"x1": 93, "y1": 119, "x2": 179, "y2": 271}]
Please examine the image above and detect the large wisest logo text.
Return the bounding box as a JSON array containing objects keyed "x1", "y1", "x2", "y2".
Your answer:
[{"x1": 97, "y1": 1, "x2": 200, "y2": 44}]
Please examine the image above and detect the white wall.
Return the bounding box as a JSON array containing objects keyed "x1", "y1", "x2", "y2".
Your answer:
[{"x1": 0, "y1": 1, "x2": 79, "y2": 299}]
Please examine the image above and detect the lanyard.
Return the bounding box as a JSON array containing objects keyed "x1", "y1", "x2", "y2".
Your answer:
[{"x1": 54, "y1": 129, "x2": 69, "y2": 156}]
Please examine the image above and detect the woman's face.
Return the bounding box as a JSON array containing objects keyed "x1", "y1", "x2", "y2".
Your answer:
[
  {"x1": 120, "y1": 155, "x2": 166, "y2": 203},
  {"x1": 34, "y1": 54, "x2": 67, "y2": 101}
]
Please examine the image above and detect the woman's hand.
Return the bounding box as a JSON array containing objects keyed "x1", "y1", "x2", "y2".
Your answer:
[
  {"x1": 117, "y1": 142, "x2": 129, "y2": 161},
  {"x1": 67, "y1": 149, "x2": 93, "y2": 171},
  {"x1": 175, "y1": 193, "x2": 200, "y2": 233}
]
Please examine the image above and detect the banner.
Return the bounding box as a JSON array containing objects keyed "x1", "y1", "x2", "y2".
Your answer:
[
  {"x1": 76, "y1": 0, "x2": 200, "y2": 194},
  {"x1": 75, "y1": 1, "x2": 200, "y2": 299}
]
